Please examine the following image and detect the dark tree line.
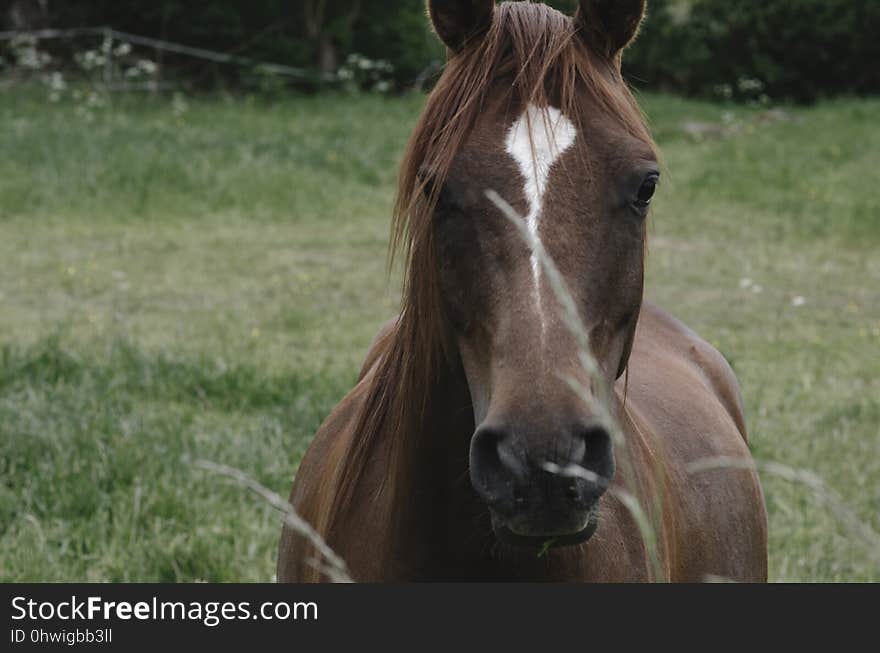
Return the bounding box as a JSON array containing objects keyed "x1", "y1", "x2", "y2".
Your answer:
[{"x1": 3, "y1": 0, "x2": 879, "y2": 101}]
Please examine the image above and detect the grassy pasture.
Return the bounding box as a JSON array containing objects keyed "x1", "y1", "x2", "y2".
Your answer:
[{"x1": 0, "y1": 88, "x2": 878, "y2": 581}]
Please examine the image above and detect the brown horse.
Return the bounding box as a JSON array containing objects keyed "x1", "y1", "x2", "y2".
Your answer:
[{"x1": 278, "y1": 0, "x2": 768, "y2": 582}]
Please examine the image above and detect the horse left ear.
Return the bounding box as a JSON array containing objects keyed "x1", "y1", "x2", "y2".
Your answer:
[{"x1": 575, "y1": 0, "x2": 647, "y2": 61}]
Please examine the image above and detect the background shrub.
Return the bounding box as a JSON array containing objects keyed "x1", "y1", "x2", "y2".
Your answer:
[{"x1": 628, "y1": 0, "x2": 880, "y2": 102}]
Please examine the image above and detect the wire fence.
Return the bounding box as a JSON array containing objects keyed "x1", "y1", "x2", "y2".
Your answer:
[{"x1": 0, "y1": 26, "x2": 332, "y2": 89}]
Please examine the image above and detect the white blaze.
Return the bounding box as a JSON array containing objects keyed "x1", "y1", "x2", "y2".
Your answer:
[{"x1": 504, "y1": 103, "x2": 577, "y2": 335}]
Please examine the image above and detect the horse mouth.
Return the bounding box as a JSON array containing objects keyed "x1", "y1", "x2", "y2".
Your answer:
[{"x1": 493, "y1": 512, "x2": 599, "y2": 550}]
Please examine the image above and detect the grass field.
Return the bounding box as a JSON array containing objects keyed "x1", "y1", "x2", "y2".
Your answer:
[{"x1": 1, "y1": 87, "x2": 878, "y2": 581}]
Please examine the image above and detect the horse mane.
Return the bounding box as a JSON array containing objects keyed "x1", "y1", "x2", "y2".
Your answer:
[{"x1": 313, "y1": 1, "x2": 654, "y2": 574}]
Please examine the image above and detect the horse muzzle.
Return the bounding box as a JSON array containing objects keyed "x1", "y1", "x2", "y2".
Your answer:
[{"x1": 469, "y1": 420, "x2": 614, "y2": 548}]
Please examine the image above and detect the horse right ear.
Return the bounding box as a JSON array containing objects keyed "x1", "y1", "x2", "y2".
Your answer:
[
  {"x1": 428, "y1": 0, "x2": 495, "y2": 52},
  {"x1": 575, "y1": 0, "x2": 647, "y2": 61}
]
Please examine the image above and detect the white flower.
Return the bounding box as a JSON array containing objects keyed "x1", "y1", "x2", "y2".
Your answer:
[
  {"x1": 78, "y1": 50, "x2": 105, "y2": 71},
  {"x1": 791, "y1": 296, "x2": 806, "y2": 307},
  {"x1": 137, "y1": 59, "x2": 158, "y2": 75},
  {"x1": 46, "y1": 71, "x2": 66, "y2": 91},
  {"x1": 86, "y1": 92, "x2": 104, "y2": 108},
  {"x1": 171, "y1": 93, "x2": 188, "y2": 117}
]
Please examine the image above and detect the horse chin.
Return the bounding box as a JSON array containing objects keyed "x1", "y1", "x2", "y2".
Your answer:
[{"x1": 493, "y1": 512, "x2": 599, "y2": 550}]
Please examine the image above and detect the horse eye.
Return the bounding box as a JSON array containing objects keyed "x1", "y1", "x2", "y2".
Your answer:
[
  {"x1": 633, "y1": 174, "x2": 659, "y2": 210},
  {"x1": 632, "y1": 173, "x2": 660, "y2": 213}
]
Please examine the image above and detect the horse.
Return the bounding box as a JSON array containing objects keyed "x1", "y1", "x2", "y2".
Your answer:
[{"x1": 278, "y1": 0, "x2": 768, "y2": 582}]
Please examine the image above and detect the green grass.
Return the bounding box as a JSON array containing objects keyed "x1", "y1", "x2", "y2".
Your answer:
[{"x1": 1, "y1": 87, "x2": 878, "y2": 581}]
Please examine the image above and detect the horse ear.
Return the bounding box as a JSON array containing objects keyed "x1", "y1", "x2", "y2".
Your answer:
[
  {"x1": 575, "y1": 0, "x2": 647, "y2": 61},
  {"x1": 427, "y1": 0, "x2": 495, "y2": 52}
]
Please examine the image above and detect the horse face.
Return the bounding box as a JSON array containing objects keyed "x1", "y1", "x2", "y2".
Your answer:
[{"x1": 428, "y1": 0, "x2": 656, "y2": 547}]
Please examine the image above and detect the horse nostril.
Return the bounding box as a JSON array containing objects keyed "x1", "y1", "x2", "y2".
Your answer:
[
  {"x1": 470, "y1": 425, "x2": 526, "y2": 506},
  {"x1": 469, "y1": 427, "x2": 502, "y2": 494},
  {"x1": 574, "y1": 422, "x2": 615, "y2": 489}
]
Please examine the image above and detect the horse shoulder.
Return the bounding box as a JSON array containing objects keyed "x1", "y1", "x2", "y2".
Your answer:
[
  {"x1": 278, "y1": 318, "x2": 398, "y2": 581},
  {"x1": 294, "y1": 316, "x2": 398, "y2": 513},
  {"x1": 276, "y1": 383, "x2": 361, "y2": 581},
  {"x1": 624, "y1": 302, "x2": 767, "y2": 581}
]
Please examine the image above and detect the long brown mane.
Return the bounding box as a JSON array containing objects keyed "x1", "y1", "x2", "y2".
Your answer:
[{"x1": 315, "y1": 1, "x2": 654, "y2": 559}]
